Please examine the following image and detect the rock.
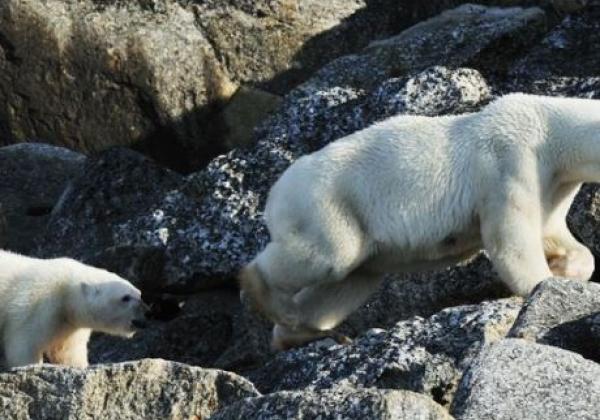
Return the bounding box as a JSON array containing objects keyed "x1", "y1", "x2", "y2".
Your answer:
[
  {"x1": 0, "y1": 358, "x2": 259, "y2": 420},
  {"x1": 568, "y1": 183, "x2": 600, "y2": 262},
  {"x1": 508, "y1": 278, "x2": 600, "y2": 361},
  {"x1": 34, "y1": 4, "x2": 548, "y2": 292},
  {"x1": 0, "y1": 0, "x2": 235, "y2": 172},
  {"x1": 154, "y1": 66, "x2": 494, "y2": 289},
  {"x1": 0, "y1": 143, "x2": 85, "y2": 253},
  {"x1": 194, "y1": 0, "x2": 368, "y2": 94},
  {"x1": 507, "y1": 7, "x2": 600, "y2": 97},
  {"x1": 158, "y1": 3, "x2": 546, "y2": 284},
  {"x1": 221, "y1": 86, "x2": 282, "y2": 150},
  {"x1": 451, "y1": 339, "x2": 600, "y2": 420},
  {"x1": 35, "y1": 148, "x2": 184, "y2": 291},
  {"x1": 247, "y1": 299, "x2": 522, "y2": 406},
  {"x1": 88, "y1": 289, "x2": 271, "y2": 373},
  {"x1": 551, "y1": 0, "x2": 589, "y2": 13},
  {"x1": 212, "y1": 387, "x2": 453, "y2": 420}
]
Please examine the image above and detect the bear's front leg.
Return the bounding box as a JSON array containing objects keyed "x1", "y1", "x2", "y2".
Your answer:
[
  {"x1": 45, "y1": 329, "x2": 91, "y2": 368},
  {"x1": 480, "y1": 184, "x2": 553, "y2": 296}
]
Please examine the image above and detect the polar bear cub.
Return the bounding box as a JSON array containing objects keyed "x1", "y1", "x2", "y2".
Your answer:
[
  {"x1": 0, "y1": 250, "x2": 148, "y2": 368},
  {"x1": 241, "y1": 93, "x2": 598, "y2": 350}
]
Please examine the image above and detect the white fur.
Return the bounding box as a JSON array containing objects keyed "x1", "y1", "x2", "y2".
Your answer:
[
  {"x1": 245, "y1": 93, "x2": 597, "y2": 349},
  {"x1": 0, "y1": 251, "x2": 147, "y2": 368}
]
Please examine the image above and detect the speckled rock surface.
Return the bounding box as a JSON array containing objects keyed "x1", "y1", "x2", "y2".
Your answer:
[
  {"x1": 248, "y1": 299, "x2": 521, "y2": 406},
  {"x1": 451, "y1": 339, "x2": 600, "y2": 420},
  {"x1": 508, "y1": 278, "x2": 600, "y2": 361},
  {"x1": 211, "y1": 387, "x2": 453, "y2": 420},
  {"x1": 0, "y1": 359, "x2": 259, "y2": 420},
  {"x1": 150, "y1": 3, "x2": 545, "y2": 285},
  {"x1": 0, "y1": 143, "x2": 85, "y2": 253},
  {"x1": 89, "y1": 289, "x2": 272, "y2": 374},
  {"x1": 35, "y1": 148, "x2": 185, "y2": 291},
  {"x1": 506, "y1": 6, "x2": 600, "y2": 97}
]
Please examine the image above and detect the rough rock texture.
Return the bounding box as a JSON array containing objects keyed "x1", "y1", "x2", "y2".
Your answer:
[
  {"x1": 451, "y1": 339, "x2": 600, "y2": 420},
  {"x1": 0, "y1": 0, "x2": 239, "y2": 171},
  {"x1": 32, "y1": 4, "x2": 548, "y2": 291},
  {"x1": 35, "y1": 148, "x2": 185, "y2": 291},
  {"x1": 568, "y1": 183, "x2": 600, "y2": 263},
  {"x1": 507, "y1": 6, "x2": 600, "y2": 97},
  {"x1": 88, "y1": 289, "x2": 272, "y2": 373},
  {"x1": 0, "y1": 143, "x2": 85, "y2": 253},
  {"x1": 155, "y1": 3, "x2": 545, "y2": 286},
  {"x1": 248, "y1": 299, "x2": 521, "y2": 406},
  {"x1": 34, "y1": 66, "x2": 495, "y2": 292},
  {"x1": 0, "y1": 359, "x2": 259, "y2": 420},
  {"x1": 212, "y1": 387, "x2": 453, "y2": 420},
  {"x1": 508, "y1": 278, "x2": 600, "y2": 361},
  {"x1": 88, "y1": 256, "x2": 511, "y2": 376},
  {"x1": 221, "y1": 86, "x2": 282, "y2": 149}
]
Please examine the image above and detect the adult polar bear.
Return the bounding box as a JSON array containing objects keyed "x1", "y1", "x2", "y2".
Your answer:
[
  {"x1": 240, "y1": 93, "x2": 597, "y2": 350},
  {"x1": 0, "y1": 251, "x2": 148, "y2": 368}
]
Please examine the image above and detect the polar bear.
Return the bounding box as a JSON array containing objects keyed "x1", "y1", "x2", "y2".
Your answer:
[
  {"x1": 0, "y1": 250, "x2": 148, "y2": 368},
  {"x1": 240, "y1": 93, "x2": 598, "y2": 350}
]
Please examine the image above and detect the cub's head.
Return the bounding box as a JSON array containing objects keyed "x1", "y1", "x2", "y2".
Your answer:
[{"x1": 79, "y1": 271, "x2": 150, "y2": 338}]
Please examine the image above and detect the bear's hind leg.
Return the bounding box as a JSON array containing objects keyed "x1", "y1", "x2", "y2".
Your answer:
[
  {"x1": 271, "y1": 270, "x2": 383, "y2": 350},
  {"x1": 544, "y1": 230, "x2": 594, "y2": 282},
  {"x1": 45, "y1": 329, "x2": 91, "y2": 368}
]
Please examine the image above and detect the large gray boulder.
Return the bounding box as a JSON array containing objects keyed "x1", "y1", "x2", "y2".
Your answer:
[
  {"x1": 451, "y1": 339, "x2": 600, "y2": 420},
  {"x1": 211, "y1": 387, "x2": 453, "y2": 420},
  {"x1": 0, "y1": 143, "x2": 85, "y2": 253},
  {"x1": 0, "y1": 0, "x2": 238, "y2": 171},
  {"x1": 0, "y1": 359, "x2": 259, "y2": 420},
  {"x1": 508, "y1": 278, "x2": 600, "y2": 361},
  {"x1": 248, "y1": 299, "x2": 521, "y2": 406}
]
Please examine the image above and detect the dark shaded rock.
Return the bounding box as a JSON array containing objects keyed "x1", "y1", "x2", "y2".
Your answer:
[
  {"x1": 506, "y1": 6, "x2": 600, "y2": 96},
  {"x1": 451, "y1": 339, "x2": 600, "y2": 420},
  {"x1": 36, "y1": 148, "x2": 184, "y2": 291},
  {"x1": 508, "y1": 277, "x2": 600, "y2": 361},
  {"x1": 0, "y1": 143, "x2": 85, "y2": 253},
  {"x1": 0, "y1": 359, "x2": 259, "y2": 420},
  {"x1": 88, "y1": 287, "x2": 274, "y2": 375},
  {"x1": 0, "y1": 0, "x2": 237, "y2": 172},
  {"x1": 568, "y1": 183, "x2": 600, "y2": 261},
  {"x1": 212, "y1": 387, "x2": 453, "y2": 420},
  {"x1": 247, "y1": 299, "x2": 521, "y2": 406}
]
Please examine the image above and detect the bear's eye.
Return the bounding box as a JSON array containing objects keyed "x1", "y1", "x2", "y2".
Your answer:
[{"x1": 121, "y1": 295, "x2": 132, "y2": 303}]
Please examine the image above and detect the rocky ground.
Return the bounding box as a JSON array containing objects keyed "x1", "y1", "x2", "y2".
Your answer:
[{"x1": 1, "y1": 0, "x2": 600, "y2": 419}]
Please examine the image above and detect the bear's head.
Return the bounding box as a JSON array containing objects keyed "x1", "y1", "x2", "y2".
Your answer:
[{"x1": 79, "y1": 272, "x2": 149, "y2": 338}]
